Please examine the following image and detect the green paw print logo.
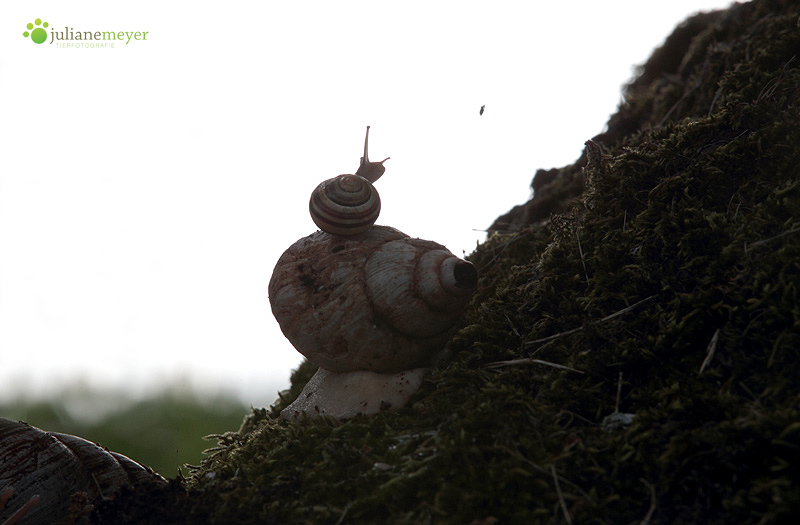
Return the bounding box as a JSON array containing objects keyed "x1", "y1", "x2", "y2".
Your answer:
[{"x1": 23, "y1": 18, "x2": 49, "y2": 44}]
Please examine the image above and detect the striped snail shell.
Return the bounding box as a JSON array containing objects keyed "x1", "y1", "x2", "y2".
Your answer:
[
  {"x1": 0, "y1": 417, "x2": 166, "y2": 524},
  {"x1": 309, "y1": 126, "x2": 388, "y2": 236},
  {"x1": 309, "y1": 174, "x2": 381, "y2": 236}
]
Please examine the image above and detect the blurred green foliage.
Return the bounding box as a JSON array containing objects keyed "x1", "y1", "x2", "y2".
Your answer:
[{"x1": 0, "y1": 387, "x2": 249, "y2": 477}]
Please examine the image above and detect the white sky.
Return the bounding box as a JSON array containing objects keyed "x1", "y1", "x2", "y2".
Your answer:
[{"x1": 0, "y1": 1, "x2": 734, "y2": 407}]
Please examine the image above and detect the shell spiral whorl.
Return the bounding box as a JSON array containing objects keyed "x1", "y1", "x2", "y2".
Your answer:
[{"x1": 309, "y1": 174, "x2": 381, "y2": 236}]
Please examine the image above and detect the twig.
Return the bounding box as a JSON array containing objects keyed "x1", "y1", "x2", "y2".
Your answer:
[
  {"x1": 485, "y1": 358, "x2": 584, "y2": 374},
  {"x1": 615, "y1": 372, "x2": 623, "y2": 413},
  {"x1": 505, "y1": 313, "x2": 521, "y2": 338},
  {"x1": 707, "y1": 85, "x2": 724, "y2": 115},
  {"x1": 551, "y1": 464, "x2": 572, "y2": 525},
  {"x1": 698, "y1": 328, "x2": 720, "y2": 375},
  {"x1": 335, "y1": 501, "x2": 354, "y2": 525},
  {"x1": 599, "y1": 295, "x2": 656, "y2": 323},
  {"x1": 658, "y1": 72, "x2": 704, "y2": 127},
  {"x1": 477, "y1": 229, "x2": 529, "y2": 272},
  {"x1": 639, "y1": 478, "x2": 657, "y2": 525},
  {"x1": 576, "y1": 229, "x2": 590, "y2": 285},
  {"x1": 526, "y1": 326, "x2": 584, "y2": 345},
  {"x1": 524, "y1": 295, "x2": 656, "y2": 347},
  {"x1": 499, "y1": 444, "x2": 593, "y2": 500},
  {"x1": 747, "y1": 225, "x2": 800, "y2": 251},
  {"x1": 755, "y1": 57, "x2": 795, "y2": 103}
]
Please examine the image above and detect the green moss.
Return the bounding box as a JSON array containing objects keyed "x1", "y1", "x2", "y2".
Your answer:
[{"x1": 94, "y1": 0, "x2": 800, "y2": 522}]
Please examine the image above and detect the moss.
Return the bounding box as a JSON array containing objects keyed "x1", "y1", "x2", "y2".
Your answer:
[{"x1": 94, "y1": 0, "x2": 800, "y2": 522}]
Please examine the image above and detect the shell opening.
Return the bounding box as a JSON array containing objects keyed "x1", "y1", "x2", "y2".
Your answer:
[
  {"x1": 438, "y1": 257, "x2": 478, "y2": 297},
  {"x1": 449, "y1": 259, "x2": 478, "y2": 291},
  {"x1": 414, "y1": 251, "x2": 478, "y2": 311}
]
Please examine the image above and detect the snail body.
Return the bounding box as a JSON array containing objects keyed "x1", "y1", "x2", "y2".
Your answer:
[{"x1": 0, "y1": 418, "x2": 166, "y2": 524}]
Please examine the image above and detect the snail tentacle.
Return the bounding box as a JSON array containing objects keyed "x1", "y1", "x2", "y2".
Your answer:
[{"x1": 355, "y1": 125, "x2": 389, "y2": 183}]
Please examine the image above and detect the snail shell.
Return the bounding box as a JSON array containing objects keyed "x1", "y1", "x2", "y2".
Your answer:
[
  {"x1": 309, "y1": 174, "x2": 380, "y2": 236},
  {"x1": 0, "y1": 418, "x2": 166, "y2": 524},
  {"x1": 268, "y1": 226, "x2": 478, "y2": 373}
]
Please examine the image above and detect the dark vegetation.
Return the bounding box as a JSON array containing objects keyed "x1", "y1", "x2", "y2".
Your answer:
[
  {"x1": 95, "y1": 0, "x2": 800, "y2": 522},
  {"x1": 0, "y1": 389, "x2": 247, "y2": 478}
]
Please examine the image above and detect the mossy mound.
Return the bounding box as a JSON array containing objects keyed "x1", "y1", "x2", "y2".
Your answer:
[{"x1": 95, "y1": 0, "x2": 800, "y2": 522}]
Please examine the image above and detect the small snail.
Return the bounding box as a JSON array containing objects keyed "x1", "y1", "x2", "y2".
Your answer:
[
  {"x1": 0, "y1": 418, "x2": 166, "y2": 524},
  {"x1": 309, "y1": 126, "x2": 388, "y2": 236},
  {"x1": 270, "y1": 126, "x2": 477, "y2": 419}
]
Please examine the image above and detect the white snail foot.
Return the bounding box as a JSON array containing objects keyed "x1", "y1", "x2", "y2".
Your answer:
[{"x1": 280, "y1": 367, "x2": 428, "y2": 420}]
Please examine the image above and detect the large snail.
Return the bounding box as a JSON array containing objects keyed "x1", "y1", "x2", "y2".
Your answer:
[
  {"x1": 0, "y1": 417, "x2": 166, "y2": 524},
  {"x1": 269, "y1": 126, "x2": 477, "y2": 419}
]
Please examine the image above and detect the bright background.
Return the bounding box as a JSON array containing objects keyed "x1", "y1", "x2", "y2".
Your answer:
[{"x1": 0, "y1": 1, "x2": 733, "y2": 409}]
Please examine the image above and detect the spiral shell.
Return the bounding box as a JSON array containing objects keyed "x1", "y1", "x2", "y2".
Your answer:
[
  {"x1": 0, "y1": 418, "x2": 166, "y2": 524},
  {"x1": 309, "y1": 174, "x2": 381, "y2": 236},
  {"x1": 268, "y1": 225, "x2": 477, "y2": 373}
]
